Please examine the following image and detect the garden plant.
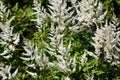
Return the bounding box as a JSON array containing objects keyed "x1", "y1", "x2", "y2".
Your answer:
[{"x1": 0, "y1": 0, "x2": 120, "y2": 80}]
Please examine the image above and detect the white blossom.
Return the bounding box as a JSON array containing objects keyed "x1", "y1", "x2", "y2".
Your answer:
[
  {"x1": 0, "y1": 49, "x2": 12, "y2": 59},
  {"x1": 77, "y1": 0, "x2": 106, "y2": 25},
  {"x1": 64, "y1": 76, "x2": 71, "y2": 80},
  {"x1": 80, "y1": 53, "x2": 88, "y2": 66},
  {"x1": 31, "y1": 0, "x2": 46, "y2": 29},
  {"x1": 45, "y1": 0, "x2": 77, "y2": 73},
  {"x1": 0, "y1": 0, "x2": 10, "y2": 21},
  {"x1": 0, "y1": 16, "x2": 20, "y2": 60},
  {"x1": 35, "y1": 50, "x2": 54, "y2": 70},
  {"x1": 0, "y1": 65, "x2": 18, "y2": 80},
  {"x1": 48, "y1": 0, "x2": 73, "y2": 32},
  {"x1": 46, "y1": 24, "x2": 76, "y2": 73},
  {"x1": 91, "y1": 19, "x2": 120, "y2": 63},
  {"x1": 20, "y1": 41, "x2": 36, "y2": 61},
  {"x1": 69, "y1": 0, "x2": 107, "y2": 32},
  {"x1": 26, "y1": 70, "x2": 37, "y2": 77}
]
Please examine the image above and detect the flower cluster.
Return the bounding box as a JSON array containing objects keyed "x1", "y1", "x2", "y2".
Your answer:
[
  {"x1": 0, "y1": 64, "x2": 18, "y2": 80},
  {"x1": 91, "y1": 19, "x2": 120, "y2": 64},
  {"x1": 46, "y1": 0, "x2": 76, "y2": 76},
  {"x1": 69, "y1": 0, "x2": 107, "y2": 32},
  {"x1": 0, "y1": 1, "x2": 10, "y2": 21},
  {"x1": 31, "y1": 0, "x2": 46, "y2": 29}
]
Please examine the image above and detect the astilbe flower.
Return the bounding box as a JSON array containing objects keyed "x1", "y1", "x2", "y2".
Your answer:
[
  {"x1": 64, "y1": 76, "x2": 71, "y2": 80},
  {"x1": 20, "y1": 40, "x2": 54, "y2": 77},
  {"x1": 0, "y1": 1, "x2": 19, "y2": 79},
  {"x1": 0, "y1": 0, "x2": 10, "y2": 21},
  {"x1": 0, "y1": 1, "x2": 19, "y2": 80},
  {"x1": 69, "y1": 0, "x2": 107, "y2": 32},
  {"x1": 0, "y1": 0, "x2": 20, "y2": 60},
  {"x1": 0, "y1": 16, "x2": 20, "y2": 59},
  {"x1": 91, "y1": 18, "x2": 120, "y2": 64},
  {"x1": 48, "y1": 0, "x2": 73, "y2": 32},
  {"x1": 0, "y1": 64, "x2": 18, "y2": 80},
  {"x1": 19, "y1": 40, "x2": 37, "y2": 77},
  {"x1": 31, "y1": 0, "x2": 46, "y2": 29},
  {"x1": 20, "y1": 41, "x2": 36, "y2": 61},
  {"x1": 46, "y1": 23, "x2": 76, "y2": 73},
  {"x1": 46, "y1": 0, "x2": 77, "y2": 75},
  {"x1": 0, "y1": 1, "x2": 20, "y2": 59},
  {"x1": 76, "y1": 0, "x2": 106, "y2": 25},
  {"x1": 35, "y1": 50, "x2": 54, "y2": 70}
]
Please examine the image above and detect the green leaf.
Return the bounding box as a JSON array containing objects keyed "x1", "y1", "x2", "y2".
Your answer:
[{"x1": 92, "y1": 70, "x2": 104, "y2": 75}]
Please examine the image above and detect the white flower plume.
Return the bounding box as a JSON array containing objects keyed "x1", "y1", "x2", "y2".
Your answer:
[
  {"x1": 0, "y1": 65, "x2": 18, "y2": 80},
  {"x1": 31, "y1": 0, "x2": 46, "y2": 29},
  {"x1": 69, "y1": 0, "x2": 107, "y2": 33},
  {"x1": 91, "y1": 19, "x2": 120, "y2": 63}
]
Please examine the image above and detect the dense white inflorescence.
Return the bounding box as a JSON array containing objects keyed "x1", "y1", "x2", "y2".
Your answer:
[{"x1": 91, "y1": 18, "x2": 120, "y2": 64}]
